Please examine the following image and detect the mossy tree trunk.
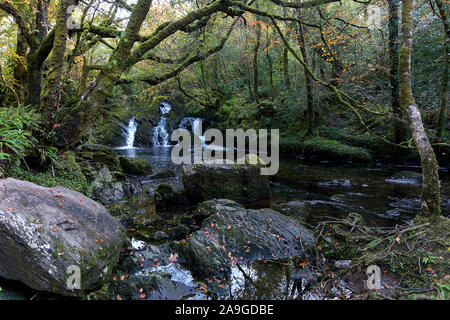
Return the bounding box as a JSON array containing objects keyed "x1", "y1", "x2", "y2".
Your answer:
[
  {"x1": 388, "y1": 0, "x2": 407, "y2": 144},
  {"x1": 296, "y1": 21, "x2": 314, "y2": 135},
  {"x1": 253, "y1": 16, "x2": 261, "y2": 103},
  {"x1": 40, "y1": 0, "x2": 73, "y2": 129},
  {"x1": 399, "y1": 0, "x2": 441, "y2": 221},
  {"x1": 434, "y1": 0, "x2": 449, "y2": 139}
]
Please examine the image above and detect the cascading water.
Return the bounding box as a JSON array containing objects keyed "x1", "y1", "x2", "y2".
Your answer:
[
  {"x1": 153, "y1": 102, "x2": 172, "y2": 146},
  {"x1": 179, "y1": 117, "x2": 206, "y2": 147},
  {"x1": 119, "y1": 117, "x2": 138, "y2": 149}
]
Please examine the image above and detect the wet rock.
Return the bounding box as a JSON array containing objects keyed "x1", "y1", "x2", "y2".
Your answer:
[
  {"x1": 119, "y1": 156, "x2": 153, "y2": 176},
  {"x1": 274, "y1": 201, "x2": 312, "y2": 221},
  {"x1": 169, "y1": 224, "x2": 191, "y2": 241},
  {"x1": 77, "y1": 144, "x2": 121, "y2": 171},
  {"x1": 0, "y1": 178, "x2": 126, "y2": 296},
  {"x1": 123, "y1": 178, "x2": 144, "y2": 195},
  {"x1": 134, "y1": 117, "x2": 157, "y2": 148},
  {"x1": 91, "y1": 166, "x2": 125, "y2": 204},
  {"x1": 334, "y1": 260, "x2": 352, "y2": 269},
  {"x1": 175, "y1": 199, "x2": 314, "y2": 279},
  {"x1": 317, "y1": 179, "x2": 352, "y2": 188},
  {"x1": 154, "y1": 231, "x2": 169, "y2": 241},
  {"x1": 151, "y1": 169, "x2": 177, "y2": 180},
  {"x1": 182, "y1": 164, "x2": 271, "y2": 204},
  {"x1": 386, "y1": 171, "x2": 423, "y2": 185},
  {"x1": 154, "y1": 183, "x2": 188, "y2": 210}
]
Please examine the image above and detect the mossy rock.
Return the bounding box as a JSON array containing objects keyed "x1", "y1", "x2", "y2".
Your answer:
[
  {"x1": 151, "y1": 169, "x2": 177, "y2": 180},
  {"x1": 154, "y1": 183, "x2": 187, "y2": 209},
  {"x1": 119, "y1": 156, "x2": 153, "y2": 176},
  {"x1": 182, "y1": 163, "x2": 271, "y2": 204},
  {"x1": 303, "y1": 137, "x2": 372, "y2": 162}
]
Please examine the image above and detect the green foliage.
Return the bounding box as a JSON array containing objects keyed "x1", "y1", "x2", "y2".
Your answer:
[
  {"x1": 0, "y1": 105, "x2": 40, "y2": 163},
  {"x1": 5, "y1": 159, "x2": 92, "y2": 197}
]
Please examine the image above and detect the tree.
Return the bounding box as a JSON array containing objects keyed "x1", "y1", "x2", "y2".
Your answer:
[{"x1": 399, "y1": 0, "x2": 441, "y2": 221}]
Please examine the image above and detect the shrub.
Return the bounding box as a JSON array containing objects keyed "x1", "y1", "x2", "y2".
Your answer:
[
  {"x1": 5, "y1": 158, "x2": 92, "y2": 197},
  {"x1": 0, "y1": 105, "x2": 40, "y2": 163}
]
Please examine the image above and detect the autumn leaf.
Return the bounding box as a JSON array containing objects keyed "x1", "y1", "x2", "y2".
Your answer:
[{"x1": 168, "y1": 252, "x2": 179, "y2": 263}]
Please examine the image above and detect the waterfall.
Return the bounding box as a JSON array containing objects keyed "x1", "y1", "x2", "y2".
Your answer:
[
  {"x1": 153, "y1": 102, "x2": 172, "y2": 146},
  {"x1": 119, "y1": 117, "x2": 138, "y2": 149},
  {"x1": 179, "y1": 117, "x2": 205, "y2": 147}
]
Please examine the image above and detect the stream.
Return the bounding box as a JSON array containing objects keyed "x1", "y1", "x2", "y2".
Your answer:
[
  {"x1": 106, "y1": 145, "x2": 449, "y2": 300},
  {"x1": 1, "y1": 133, "x2": 449, "y2": 300}
]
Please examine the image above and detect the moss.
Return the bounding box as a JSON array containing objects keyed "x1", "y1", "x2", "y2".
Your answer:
[
  {"x1": 302, "y1": 137, "x2": 372, "y2": 162},
  {"x1": 5, "y1": 160, "x2": 92, "y2": 197},
  {"x1": 119, "y1": 156, "x2": 153, "y2": 176}
]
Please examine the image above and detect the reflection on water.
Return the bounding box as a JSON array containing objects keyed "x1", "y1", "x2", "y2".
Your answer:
[{"x1": 116, "y1": 147, "x2": 449, "y2": 226}]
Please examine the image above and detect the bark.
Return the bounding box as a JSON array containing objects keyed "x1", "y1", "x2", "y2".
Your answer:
[
  {"x1": 297, "y1": 22, "x2": 314, "y2": 134},
  {"x1": 40, "y1": 0, "x2": 73, "y2": 127},
  {"x1": 283, "y1": 47, "x2": 290, "y2": 88},
  {"x1": 435, "y1": 0, "x2": 449, "y2": 138},
  {"x1": 399, "y1": 0, "x2": 441, "y2": 221},
  {"x1": 253, "y1": 18, "x2": 261, "y2": 103},
  {"x1": 388, "y1": 0, "x2": 407, "y2": 143},
  {"x1": 13, "y1": 29, "x2": 27, "y2": 94},
  {"x1": 266, "y1": 35, "x2": 275, "y2": 100}
]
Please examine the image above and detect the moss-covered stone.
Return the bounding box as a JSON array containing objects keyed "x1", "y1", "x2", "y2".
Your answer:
[
  {"x1": 182, "y1": 163, "x2": 271, "y2": 204},
  {"x1": 303, "y1": 137, "x2": 372, "y2": 162},
  {"x1": 119, "y1": 156, "x2": 153, "y2": 176},
  {"x1": 151, "y1": 169, "x2": 177, "y2": 180}
]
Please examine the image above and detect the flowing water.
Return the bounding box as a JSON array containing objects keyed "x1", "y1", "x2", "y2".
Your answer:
[
  {"x1": 2, "y1": 121, "x2": 449, "y2": 299},
  {"x1": 114, "y1": 147, "x2": 449, "y2": 300},
  {"x1": 153, "y1": 102, "x2": 172, "y2": 146}
]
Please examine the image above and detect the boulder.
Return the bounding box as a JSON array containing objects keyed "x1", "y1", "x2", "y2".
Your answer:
[
  {"x1": 182, "y1": 164, "x2": 271, "y2": 204},
  {"x1": 386, "y1": 170, "x2": 423, "y2": 185},
  {"x1": 77, "y1": 144, "x2": 121, "y2": 172},
  {"x1": 174, "y1": 199, "x2": 314, "y2": 279},
  {"x1": 91, "y1": 166, "x2": 125, "y2": 204},
  {"x1": 119, "y1": 156, "x2": 153, "y2": 176},
  {"x1": 134, "y1": 117, "x2": 157, "y2": 148},
  {"x1": 0, "y1": 178, "x2": 126, "y2": 296},
  {"x1": 89, "y1": 244, "x2": 197, "y2": 300},
  {"x1": 154, "y1": 183, "x2": 188, "y2": 210},
  {"x1": 151, "y1": 169, "x2": 177, "y2": 180}
]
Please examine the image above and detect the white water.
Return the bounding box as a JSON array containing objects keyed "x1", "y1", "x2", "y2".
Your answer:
[
  {"x1": 179, "y1": 117, "x2": 206, "y2": 147},
  {"x1": 118, "y1": 117, "x2": 138, "y2": 149},
  {"x1": 153, "y1": 102, "x2": 172, "y2": 146}
]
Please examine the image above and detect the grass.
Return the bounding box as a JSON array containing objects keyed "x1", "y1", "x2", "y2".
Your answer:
[{"x1": 4, "y1": 157, "x2": 92, "y2": 197}]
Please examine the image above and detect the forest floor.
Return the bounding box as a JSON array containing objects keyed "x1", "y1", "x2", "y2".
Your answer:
[{"x1": 311, "y1": 214, "x2": 450, "y2": 299}]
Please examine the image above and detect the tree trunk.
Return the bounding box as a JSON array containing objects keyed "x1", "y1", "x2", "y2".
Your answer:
[
  {"x1": 253, "y1": 18, "x2": 261, "y2": 103},
  {"x1": 297, "y1": 22, "x2": 314, "y2": 134},
  {"x1": 435, "y1": 0, "x2": 449, "y2": 139},
  {"x1": 40, "y1": 0, "x2": 73, "y2": 128},
  {"x1": 388, "y1": 0, "x2": 407, "y2": 143},
  {"x1": 399, "y1": 0, "x2": 441, "y2": 221}
]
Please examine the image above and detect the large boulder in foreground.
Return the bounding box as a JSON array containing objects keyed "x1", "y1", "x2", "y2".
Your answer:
[
  {"x1": 182, "y1": 164, "x2": 271, "y2": 204},
  {"x1": 119, "y1": 156, "x2": 153, "y2": 176},
  {"x1": 0, "y1": 178, "x2": 126, "y2": 296},
  {"x1": 174, "y1": 199, "x2": 314, "y2": 279}
]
